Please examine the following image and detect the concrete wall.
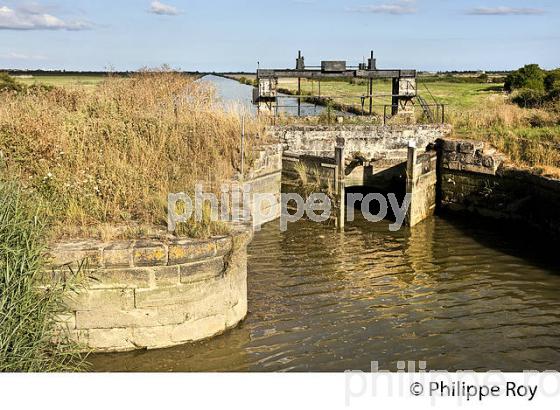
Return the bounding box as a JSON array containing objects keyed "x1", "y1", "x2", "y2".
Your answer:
[
  {"x1": 46, "y1": 228, "x2": 252, "y2": 352},
  {"x1": 268, "y1": 124, "x2": 452, "y2": 159},
  {"x1": 407, "y1": 148, "x2": 438, "y2": 227},
  {"x1": 438, "y1": 138, "x2": 560, "y2": 239},
  {"x1": 244, "y1": 144, "x2": 283, "y2": 228}
]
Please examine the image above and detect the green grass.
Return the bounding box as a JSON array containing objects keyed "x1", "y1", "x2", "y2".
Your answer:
[
  {"x1": 14, "y1": 74, "x2": 106, "y2": 90},
  {"x1": 277, "y1": 77, "x2": 504, "y2": 115}
]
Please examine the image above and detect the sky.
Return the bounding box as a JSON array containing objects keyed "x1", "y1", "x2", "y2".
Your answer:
[{"x1": 0, "y1": 0, "x2": 558, "y2": 72}]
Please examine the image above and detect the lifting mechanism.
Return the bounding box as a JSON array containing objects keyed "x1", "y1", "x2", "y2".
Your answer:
[{"x1": 252, "y1": 50, "x2": 444, "y2": 122}]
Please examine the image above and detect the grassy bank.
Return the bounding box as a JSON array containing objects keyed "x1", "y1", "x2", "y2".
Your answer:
[
  {"x1": 0, "y1": 70, "x2": 263, "y2": 240},
  {"x1": 0, "y1": 180, "x2": 84, "y2": 371},
  {"x1": 448, "y1": 99, "x2": 560, "y2": 172}
]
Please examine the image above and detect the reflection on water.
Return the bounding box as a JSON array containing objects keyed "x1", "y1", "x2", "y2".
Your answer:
[
  {"x1": 199, "y1": 75, "x2": 344, "y2": 117},
  {"x1": 91, "y1": 214, "x2": 560, "y2": 372}
]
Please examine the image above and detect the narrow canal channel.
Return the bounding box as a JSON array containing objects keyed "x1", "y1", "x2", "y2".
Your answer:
[
  {"x1": 90, "y1": 75, "x2": 560, "y2": 371},
  {"x1": 198, "y1": 74, "x2": 346, "y2": 116},
  {"x1": 91, "y1": 213, "x2": 560, "y2": 372}
]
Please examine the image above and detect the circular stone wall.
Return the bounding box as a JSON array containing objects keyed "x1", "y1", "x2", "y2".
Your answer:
[{"x1": 46, "y1": 227, "x2": 252, "y2": 352}]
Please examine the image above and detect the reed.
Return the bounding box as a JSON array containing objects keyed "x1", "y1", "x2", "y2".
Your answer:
[{"x1": 0, "y1": 180, "x2": 85, "y2": 371}]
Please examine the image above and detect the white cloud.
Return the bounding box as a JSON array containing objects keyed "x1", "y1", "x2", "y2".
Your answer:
[
  {"x1": 0, "y1": 51, "x2": 46, "y2": 60},
  {"x1": 0, "y1": 5, "x2": 91, "y2": 30},
  {"x1": 467, "y1": 7, "x2": 545, "y2": 16},
  {"x1": 149, "y1": 1, "x2": 180, "y2": 16},
  {"x1": 348, "y1": 1, "x2": 417, "y2": 15}
]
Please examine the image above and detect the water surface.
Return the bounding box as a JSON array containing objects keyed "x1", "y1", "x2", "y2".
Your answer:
[
  {"x1": 91, "y1": 214, "x2": 560, "y2": 372},
  {"x1": 199, "y1": 74, "x2": 345, "y2": 117}
]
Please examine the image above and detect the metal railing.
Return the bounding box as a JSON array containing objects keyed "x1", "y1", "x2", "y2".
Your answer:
[{"x1": 381, "y1": 102, "x2": 445, "y2": 125}]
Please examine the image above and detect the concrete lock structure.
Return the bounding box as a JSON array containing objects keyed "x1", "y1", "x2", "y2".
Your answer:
[{"x1": 48, "y1": 123, "x2": 560, "y2": 352}]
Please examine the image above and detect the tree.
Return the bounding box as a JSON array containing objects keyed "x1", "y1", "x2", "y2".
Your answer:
[
  {"x1": 544, "y1": 69, "x2": 560, "y2": 92},
  {"x1": 504, "y1": 64, "x2": 545, "y2": 92}
]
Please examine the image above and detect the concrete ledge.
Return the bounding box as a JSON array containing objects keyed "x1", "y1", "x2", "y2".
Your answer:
[{"x1": 46, "y1": 227, "x2": 252, "y2": 352}]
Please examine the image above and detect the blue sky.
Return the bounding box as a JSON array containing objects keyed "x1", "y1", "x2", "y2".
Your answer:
[{"x1": 0, "y1": 0, "x2": 558, "y2": 71}]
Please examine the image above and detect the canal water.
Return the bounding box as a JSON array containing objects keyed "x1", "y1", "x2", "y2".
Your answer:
[
  {"x1": 91, "y1": 213, "x2": 560, "y2": 372},
  {"x1": 199, "y1": 74, "x2": 344, "y2": 117}
]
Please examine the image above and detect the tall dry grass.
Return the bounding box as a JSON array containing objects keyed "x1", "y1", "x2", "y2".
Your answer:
[
  {"x1": 446, "y1": 97, "x2": 560, "y2": 171},
  {"x1": 0, "y1": 70, "x2": 264, "y2": 239}
]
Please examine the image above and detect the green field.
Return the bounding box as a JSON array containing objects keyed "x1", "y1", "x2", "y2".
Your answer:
[
  {"x1": 276, "y1": 77, "x2": 504, "y2": 114},
  {"x1": 5, "y1": 71, "x2": 559, "y2": 171},
  {"x1": 13, "y1": 74, "x2": 106, "y2": 90}
]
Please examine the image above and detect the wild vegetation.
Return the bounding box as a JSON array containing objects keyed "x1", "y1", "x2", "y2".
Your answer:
[
  {"x1": 0, "y1": 70, "x2": 263, "y2": 240},
  {"x1": 0, "y1": 180, "x2": 84, "y2": 371},
  {"x1": 0, "y1": 70, "x2": 264, "y2": 370},
  {"x1": 505, "y1": 64, "x2": 560, "y2": 108}
]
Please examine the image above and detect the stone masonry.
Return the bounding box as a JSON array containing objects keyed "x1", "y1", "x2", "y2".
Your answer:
[
  {"x1": 438, "y1": 138, "x2": 560, "y2": 239},
  {"x1": 46, "y1": 227, "x2": 252, "y2": 352},
  {"x1": 406, "y1": 146, "x2": 438, "y2": 227}
]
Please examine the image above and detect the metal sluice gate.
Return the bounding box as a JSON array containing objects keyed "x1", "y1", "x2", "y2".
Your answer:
[{"x1": 252, "y1": 50, "x2": 445, "y2": 122}]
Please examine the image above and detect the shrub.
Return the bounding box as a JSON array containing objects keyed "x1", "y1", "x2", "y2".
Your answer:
[
  {"x1": 0, "y1": 72, "x2": 25, "y2": 93},
  {"x1": 0, "y1": 180, "x2": 85, "y2": 371},
  {"x1": 504, "y1": 64, "x2": 545, "y2": 92},
  {"x1": 512, "y1": 88, "x2": 547, "y2": 108},
  {"x1": 545, "y1": 69, "x2": 560, "y2": 92}
]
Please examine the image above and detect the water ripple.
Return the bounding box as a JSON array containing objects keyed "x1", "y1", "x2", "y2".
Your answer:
[{"x1": 91, "y1": 214, "x2": 560, "y2": 372}]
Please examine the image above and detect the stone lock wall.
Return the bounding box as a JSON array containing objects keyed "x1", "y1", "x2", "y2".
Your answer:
[
  {"x1": 45, "y1": 143, "x2": 284, "y2": 353},
  {"x1": 438, "y1": 138, "x2": 560, "y2": 239},
  {"x1": 268, "y1": 124, "x2": 452, "y2": 158},
  {"x1": 47, "y1": 228, "x2": 252, "y2": 352}
]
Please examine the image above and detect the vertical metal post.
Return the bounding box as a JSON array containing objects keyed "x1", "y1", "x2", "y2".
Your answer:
[
  {"x1": 383, "y1": 105, "x2": 387, "y2": 125},
  {"x1": 335, "y1": 138, "x2": 346, "y2": 231},
  {"x1": 297, "y1": 77, "x2": 301, "y2": 117},
  {"x1": 406, "y1": 140, "x2": 417, "y2": 227},
  {"x1": 240, "y1": 115, "x2": 245, "y2": 179},
  {"x1": 297, "y1": 50, "x2": 302, "y2": 117},
  {"x1": 392, "y1": 77, "x2": 400, "y2": 116},
  {"x1": 368, "y1": 50, "x2": 374, "y2": 115}
]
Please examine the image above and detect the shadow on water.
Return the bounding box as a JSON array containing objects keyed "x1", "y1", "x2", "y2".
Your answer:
[{"x1": 437, "y1": 210, "x2": 560, "y2": 274}]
